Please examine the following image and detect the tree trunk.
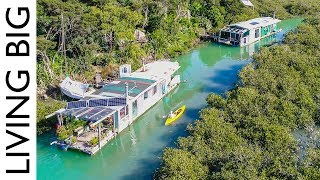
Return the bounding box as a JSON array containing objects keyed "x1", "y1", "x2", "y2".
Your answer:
[
  {"x1": 38, "y1": 50, "x2": 55, "y2": 79},
  {"x1": 143, "y1": 7, "x2": 149, "y2": 28},
  {"x1": 105, "y1": 32, "x2": 113, "y2": 52}
]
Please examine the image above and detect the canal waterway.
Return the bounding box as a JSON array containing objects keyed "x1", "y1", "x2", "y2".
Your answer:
[{"x1": 37, "y1": 18, "x2": 303, "y2": 180}]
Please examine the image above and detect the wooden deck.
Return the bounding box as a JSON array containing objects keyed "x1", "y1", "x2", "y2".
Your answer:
[{"x1": 69, "y1": 131, "x2": 116, "y2": 155}]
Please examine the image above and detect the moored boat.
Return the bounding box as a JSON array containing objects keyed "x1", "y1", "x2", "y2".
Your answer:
[{"x1": 218, "y1": 17, "x2": 281, "y2": 47}]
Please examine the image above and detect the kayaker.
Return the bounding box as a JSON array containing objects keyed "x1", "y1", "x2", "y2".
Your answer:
[{"x1": 169, "y1": 110, "x2": 175, "y2": 118}]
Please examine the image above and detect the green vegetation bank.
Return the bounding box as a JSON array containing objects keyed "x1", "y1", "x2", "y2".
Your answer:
[{"x1": 156, "y1": 16, "x2": 320, "y2": 179}]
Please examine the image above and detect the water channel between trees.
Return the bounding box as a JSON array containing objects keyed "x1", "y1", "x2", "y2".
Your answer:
[{"x1": 37, "y1": 18, "x2": 305, "y2": 180}]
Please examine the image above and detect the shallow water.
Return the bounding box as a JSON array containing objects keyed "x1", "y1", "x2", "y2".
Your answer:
[{"x1": 37, "y1": 18, "x2": 303, "y2": 180}]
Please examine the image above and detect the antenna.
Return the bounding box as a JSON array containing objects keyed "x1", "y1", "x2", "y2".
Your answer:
[
  {"x1": 125, "y1": 82, "x2": 129, "y2": 98},
  {"x1": 122, "y1": 82, "x2": 137, "y2": 99}
]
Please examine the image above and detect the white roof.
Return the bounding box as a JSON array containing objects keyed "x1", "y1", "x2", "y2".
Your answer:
[
  {"x1": 241, "y1": 0, "x2": 254, "y2": 7},
  {"x1": 230, "y1": 17, "x2": 281, "y2": 30},
  {"x1": 127, "y1": 60, "x2": 180, "y2": 81}
]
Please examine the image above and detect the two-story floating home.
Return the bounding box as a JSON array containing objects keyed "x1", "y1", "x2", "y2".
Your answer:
[
  {"x1": 54, "y1": 61, "x2": 181, "y2": 155},
  {"x1": 218, "y1": 17, "x2": 281, "y2": 47}
]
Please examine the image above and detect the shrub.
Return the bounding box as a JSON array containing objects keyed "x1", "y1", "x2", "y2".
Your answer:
[{"x1": 89, "y1": 137, "x2": 99, "y2": 147}]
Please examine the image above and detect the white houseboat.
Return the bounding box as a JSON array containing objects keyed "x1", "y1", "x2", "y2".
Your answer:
[
  {"x1": 53, "y1": 61, "x2": 181, "y2": 155},
  {"x1": 218, "y1": 17, "x2": 281, "y2": 47}
]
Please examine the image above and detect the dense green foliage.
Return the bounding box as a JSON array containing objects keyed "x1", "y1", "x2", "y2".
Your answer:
[
  {"x1": 89, "y1": 137, "x2": 99, "y2": 146},
  {"x1": 37, "y1": 99, "x2": 66, "y2": 134},
  {"x1": 156, "y1": 16, "x2": 320, "y2": 179},
  {"x1": 37, "y1": 0, "x2": 319, "y2": 88},
  {"x1": 56, "y1": 118, "x2": 87, "y2": 140}
]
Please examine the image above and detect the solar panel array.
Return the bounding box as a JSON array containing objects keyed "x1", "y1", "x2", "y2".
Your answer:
[
  {"x1": 67, "y1": 97, "x2": 126, "y2": 109},
  {"x1": 62, "y1": 107, "x2": 116, "y2": 122},
  {"x1": 66, "y1": 100, "x2": 87, "y2": 109},
  {"x1": 221, "y1": 26, "x2": 247, "y2": 34},
  {"x1": 89, "y1": 99, "x2": 108, "y2": 107},
  {"x1": 79, "y1": 108, "x2": 115, "y2": 122},
  {"x1": 107, "y1": 98, "x2": 126, "y2": 106}
]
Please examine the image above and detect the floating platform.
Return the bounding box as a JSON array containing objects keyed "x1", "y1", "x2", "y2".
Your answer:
[
  {"x1": 53, "y1": 61, "x2": 181, "y2": 155},
  {"x1": 217, "y1": 17, "x2": 281, "y2": 47}
]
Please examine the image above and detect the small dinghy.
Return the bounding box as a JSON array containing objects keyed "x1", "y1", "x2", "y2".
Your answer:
[
  {"x1": 60, "y1": 77, "x2": 89, "y2": 99},
  {"x1": 52, "y1": 140, "x2": 70, "y2": 151}
]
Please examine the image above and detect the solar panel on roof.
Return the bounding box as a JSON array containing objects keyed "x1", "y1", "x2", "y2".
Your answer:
[
  {"x1": 250, "y1": 22, "x2": 259, "y2": 25},
  {"x1": 108, "y1": 97, "x2": 126, "y2": 106},
  {"x1": 61, "y1": 108, "x2": 87, "y2": 117},
  {"x1": 73, "y1": 107, "x2": 91, "y2": 117},
  {"x1": 88, "y1": 97, "x2": 126, "y2": 107},
  {"x1": 66, "y1": 97, "x2": 127, "y2": 110},
  {"x1": 78, "y1": 107, "x2": 105, "y2": 120},
  {"x1": 77, "y1": 107, "x2": 115, "y2": 122},
  {"x1": 67, "y1": 100, "x2": 87, "y2": 109},
  {"x1": 89, "y1": 109, "x2": 115, "y2": 122},
  {"x1": 89, "y1": 99, "x2": 108, "y2": 107}
]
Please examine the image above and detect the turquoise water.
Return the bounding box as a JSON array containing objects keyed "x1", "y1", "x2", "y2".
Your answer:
[{"x1": 37, "y1": 18, "x2": 303, "y2": 180}]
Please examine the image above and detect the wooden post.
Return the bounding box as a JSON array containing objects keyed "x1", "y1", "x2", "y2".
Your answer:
[
  {"x1": 59, "y1": 114, "x2": 63, "y2": 126},
  {"x1": 56, "y1": 114, "x2": 61, "y2": 126},
  {"x1": 98, "y1": 123, "x2": 101, "y2": 149}
]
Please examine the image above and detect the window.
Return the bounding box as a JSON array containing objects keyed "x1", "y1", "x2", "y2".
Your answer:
[
  {"x1": 231, "y1": 33, "x2": 236, "y2": 39},
  {"x1": 132, "y1": 100, "x2": 138, "y2": 117},
  {"x1": 120, "y1": 107, "x2": 126, "y2": 119},
  {"x1": 123, "y1": 67, "x2": 127, "y2": 73},
  {"x1": 255, "y1": 29, "x2": 260, "y2": 38},
  {"x1": 250, "y1": 22, "x2": 259, "y2": 25},
  {"x1": 244, "y1": 31, "x2": 249, "y2": 37},
  {"x1": 119, "y1": 105, "x2": 128, "y2": 119},
  {"x1": 125, "y1": 105, "x2": 128, "y2": 115},
  {"x1": 144, "y1": 91, "x2": 148, "y2": 100},
  {"x1": 220, "y1": 31, "x2": 230, "y2": 39},
  {"x1": 236, "y1": 34, "x2": 240, "y2": 41},
  {"x1": 153, "y1": 85, "x2": 157, "y2": 95}
]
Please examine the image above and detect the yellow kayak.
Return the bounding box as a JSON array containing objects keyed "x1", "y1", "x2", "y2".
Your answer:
[{"x1": 165, "y1": 105, "x2": 186, "y2": 126}]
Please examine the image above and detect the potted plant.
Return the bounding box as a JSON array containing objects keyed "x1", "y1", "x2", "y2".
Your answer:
[
  {"x1": 89, "y1": 137, "x2": 99, "y2": 147},
  {"x1": 71, "y1": 136, "x2": 77, "y2": 145}
]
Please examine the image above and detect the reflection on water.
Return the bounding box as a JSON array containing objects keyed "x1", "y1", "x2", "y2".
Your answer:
[
  {"x1": 294, "y1": 126, "x2": 320, "y2": 159},
  {"x1": 37, "y1": 18, "x2": 303, "y2": 180}
]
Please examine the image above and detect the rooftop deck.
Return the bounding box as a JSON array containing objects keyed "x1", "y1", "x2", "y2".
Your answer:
[
  {"x1": 231, "y1": 17, "x2": 281, "y2": 30},
  {"x1": 92, "y1": 77, "x2": 156, "y2": 98},
  {"x1": 131, "y1": 60, "x2": 180, "y2": 81}
]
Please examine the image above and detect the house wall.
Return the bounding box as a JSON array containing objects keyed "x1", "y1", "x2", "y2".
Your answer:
[
  {"x1": 240, "y1": 23, "x2": 280, "y2": 47},
  {"x1": 249, "y1": 28, "x2": 257, "y2": 44},
  {"x1": 115, "y1": 75, "x2": 177, "y2": 134},
  {"x1": 117, "y1": 106, "x2": 130, "y2": 132},
  {"x1": 116, "y1": 81, "x2": 164, "y2": 132}
]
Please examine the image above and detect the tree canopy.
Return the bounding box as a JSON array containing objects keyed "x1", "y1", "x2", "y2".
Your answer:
[
  {"x1": 156, "y1": 16, "x2": 320, "y2": 179},
  {"x1": 37, "y1": 0, "x2": 319, "y2": 88}
]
